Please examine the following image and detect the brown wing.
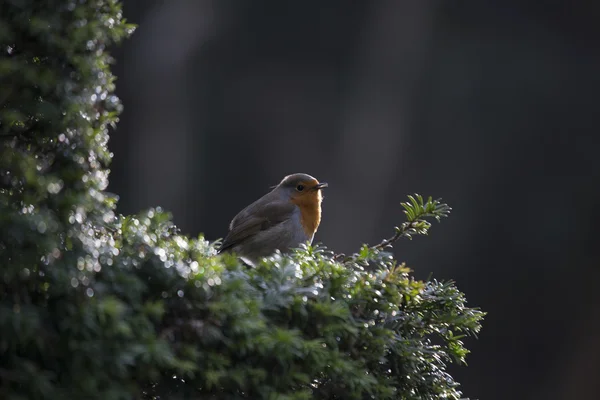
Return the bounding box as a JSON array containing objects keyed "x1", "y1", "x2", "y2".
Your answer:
[{"x1": 218, "y1": 197, "x2": 294, "y2": 254}]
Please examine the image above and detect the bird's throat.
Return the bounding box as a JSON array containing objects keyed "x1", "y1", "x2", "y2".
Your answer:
[{"x1": 292, "y1": 191, "x2": 322, "y2": 238}]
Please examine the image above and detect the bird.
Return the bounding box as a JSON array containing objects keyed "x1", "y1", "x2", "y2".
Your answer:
[{"x1": 218, "y1": 173, "x2": 328, "y2": 264}]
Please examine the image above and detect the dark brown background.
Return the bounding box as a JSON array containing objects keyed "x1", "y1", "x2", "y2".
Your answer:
[{"x1": 109, "y1": 1, "x2": 600, "y2": 399}]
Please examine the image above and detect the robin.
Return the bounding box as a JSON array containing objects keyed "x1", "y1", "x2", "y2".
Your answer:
[{"x1": 218, "y1": 173, "x2": 328, "y2": 264}]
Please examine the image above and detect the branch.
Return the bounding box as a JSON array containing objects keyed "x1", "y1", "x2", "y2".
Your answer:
[{"x1": 333, "y1": 194, "x2": 451, "y2": 263}]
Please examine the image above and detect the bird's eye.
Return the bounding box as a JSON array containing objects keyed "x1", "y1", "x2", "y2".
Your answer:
[{"x1": 296, "y1": 184, "x2": 305, "y2": 192}]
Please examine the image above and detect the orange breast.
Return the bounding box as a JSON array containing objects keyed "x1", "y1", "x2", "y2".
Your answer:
[{"x1": 291, "y1": 190, "x2": 322, "y2": 237}]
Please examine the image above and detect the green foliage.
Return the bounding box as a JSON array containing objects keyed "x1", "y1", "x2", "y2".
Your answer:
[{"x1": 0, "y1": 1, "x2": 484, "y2": 399}]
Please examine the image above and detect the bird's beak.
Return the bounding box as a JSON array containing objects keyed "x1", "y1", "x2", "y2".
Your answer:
[{"x1": 314, "y1": 182, "x2": 328, "y2": 190}]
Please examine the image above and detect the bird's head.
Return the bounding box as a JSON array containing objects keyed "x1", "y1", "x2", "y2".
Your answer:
[
  {"x1": 275, "y1": 173, "x2": 328, "y2": 236},
  {"x1": 276, "y1": 173, "x2": 327, "y2": 204}
]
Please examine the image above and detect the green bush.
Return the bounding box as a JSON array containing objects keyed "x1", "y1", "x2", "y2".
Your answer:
[{"x1": 0, "y1": 1, "x2": 484, "y2": 399}]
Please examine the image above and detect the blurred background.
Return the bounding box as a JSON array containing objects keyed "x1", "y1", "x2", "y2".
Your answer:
[{"x1": 108, "y1": 1, "x2": 600, "y2": 399}]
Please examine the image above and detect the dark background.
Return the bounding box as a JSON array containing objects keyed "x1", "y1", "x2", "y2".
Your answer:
[{"x1": 108, "y1": 1, "x2": 600, "y2": 399}]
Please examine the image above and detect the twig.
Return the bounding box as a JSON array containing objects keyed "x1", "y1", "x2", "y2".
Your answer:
[
  {"x1": 332, "y1": 195, "x2": 451, "y2": 264},
  {"x1": 332, "y1": 221, "x2": 419, "y2": 263},
  {"x1": 372, "y1": 221, "x2": 418, "y2": 252}
]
